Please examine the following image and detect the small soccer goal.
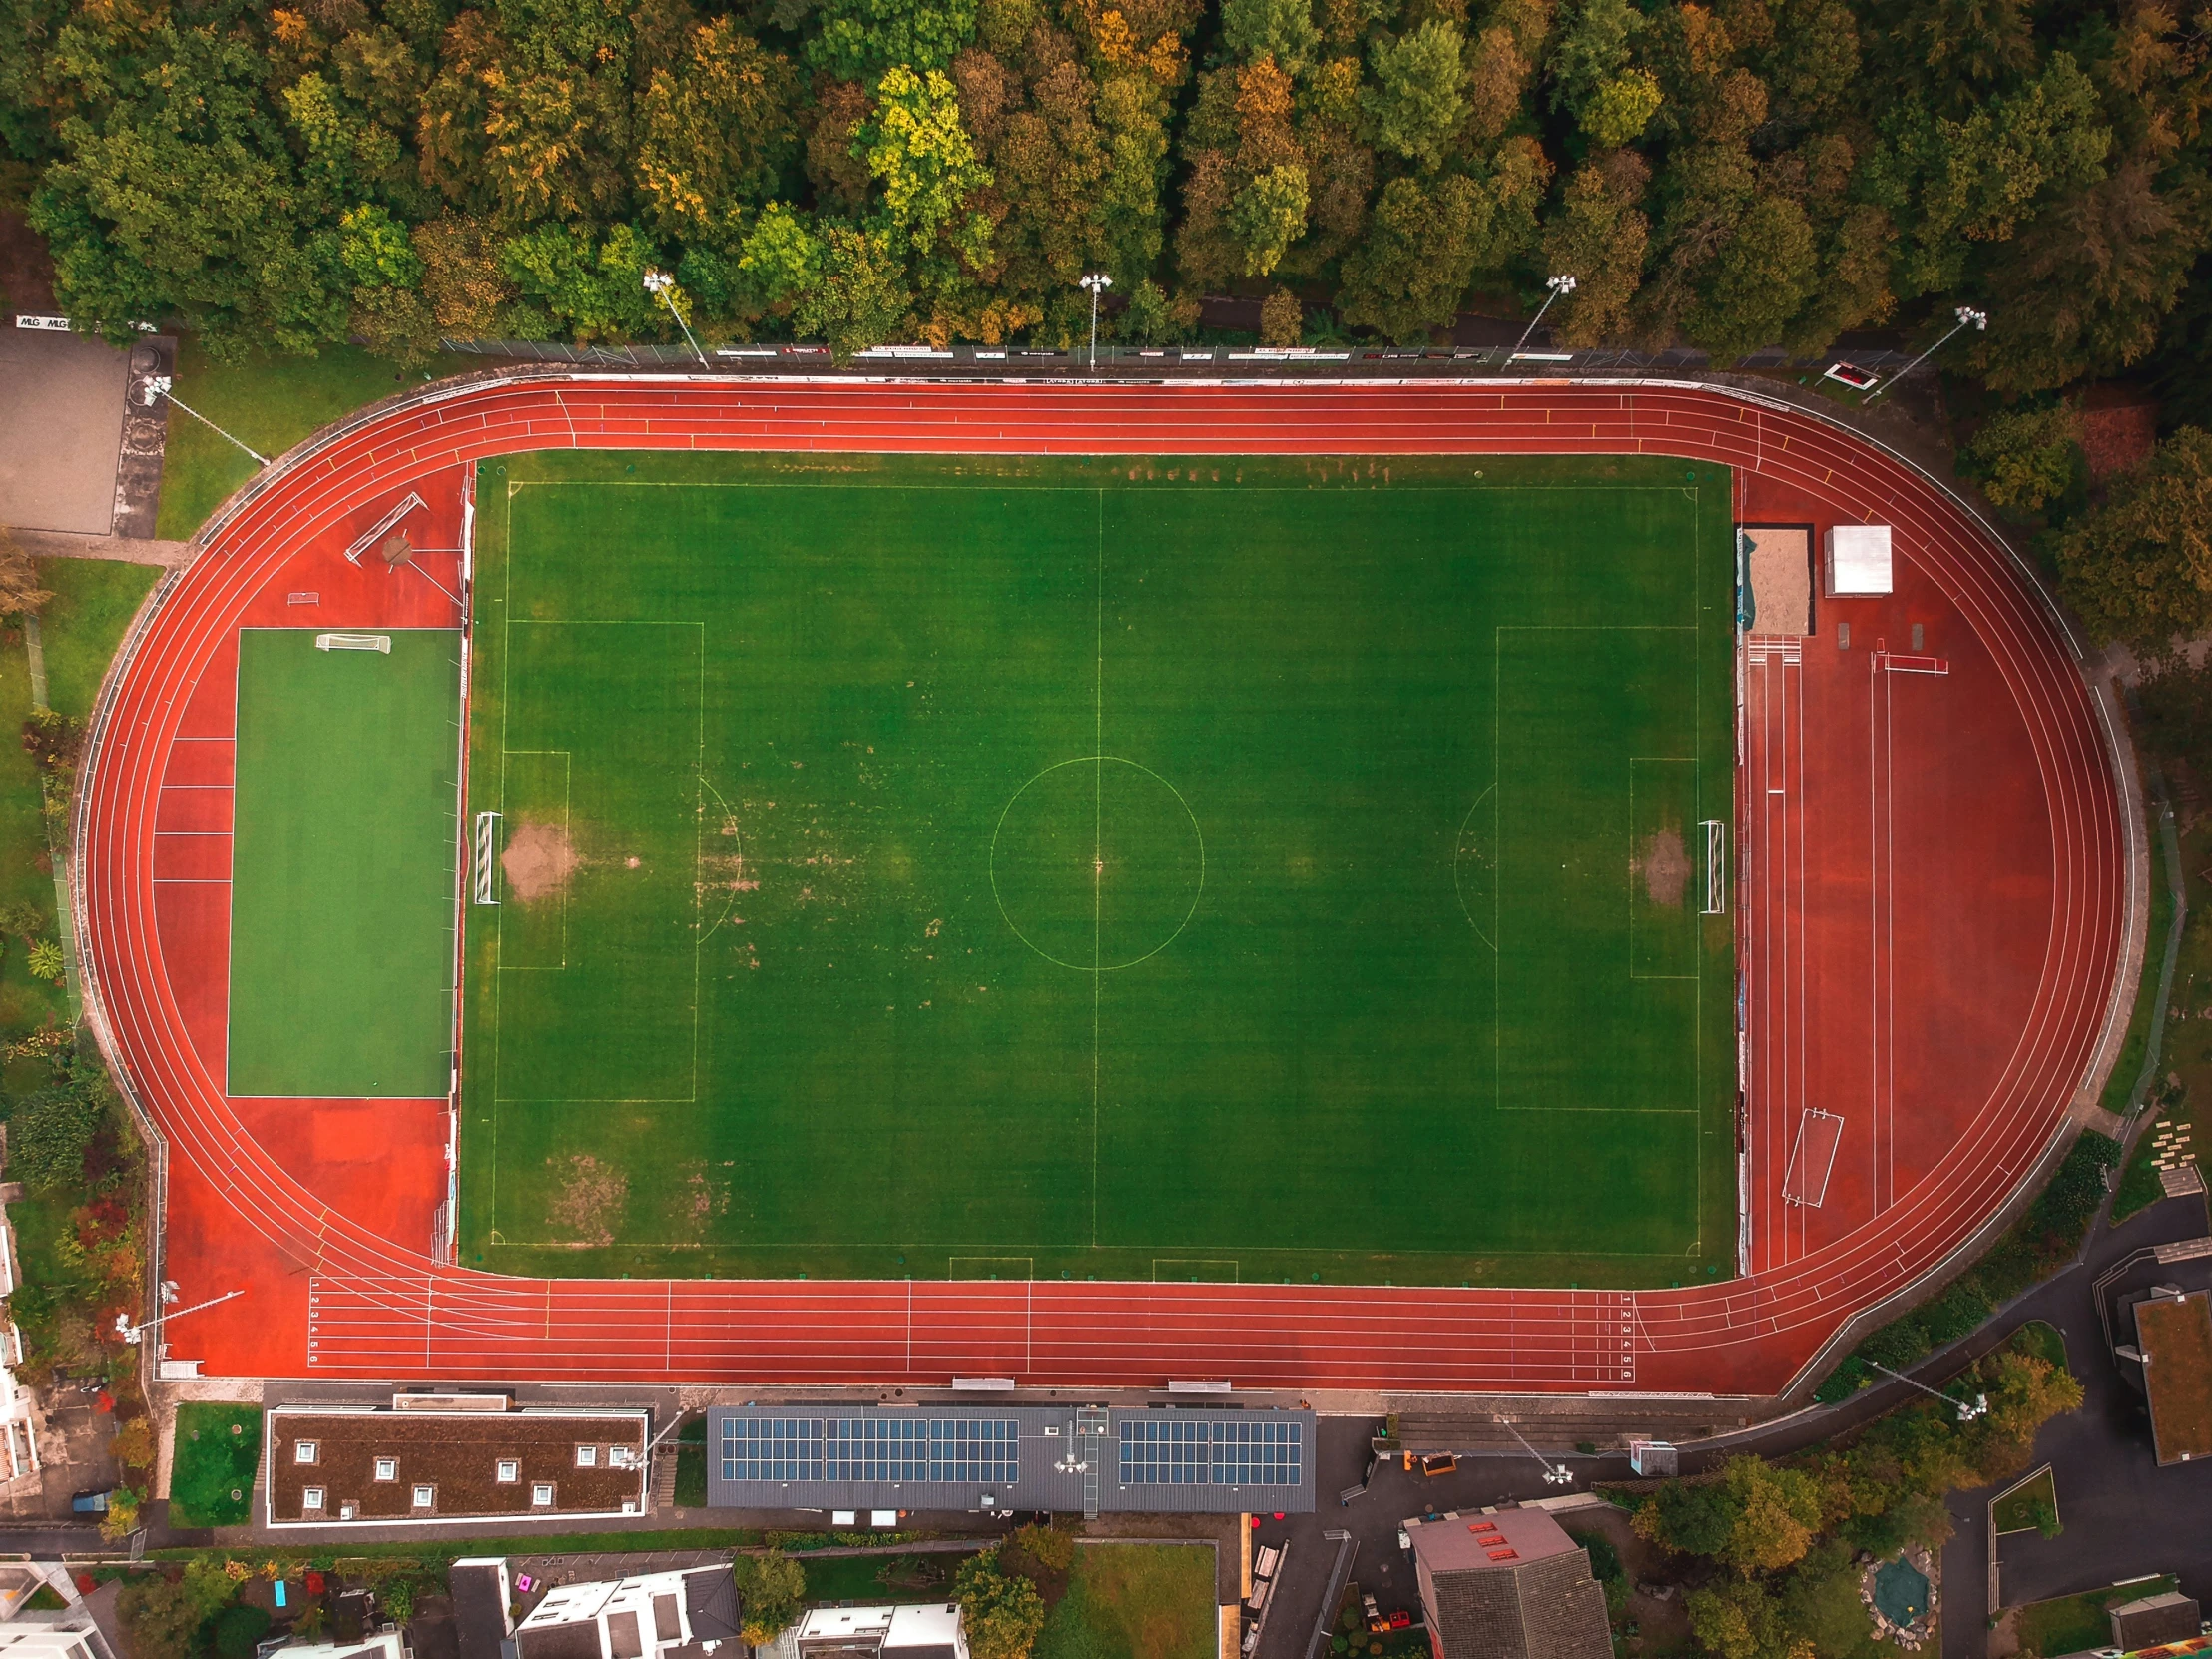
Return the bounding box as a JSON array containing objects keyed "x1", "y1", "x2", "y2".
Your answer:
[
  {"x1": 472, "y1": 811, "x2": 501, "y2": 905},
  {"x1": 1701, "y1": 820, "x2": 1727, "y2": 914},
  {"x1": 314, "y1": 633, "x2": 391, "y2": 654}
]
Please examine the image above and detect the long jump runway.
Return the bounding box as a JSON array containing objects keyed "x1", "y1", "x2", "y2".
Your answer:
[{"x1": 74, "y1": 380, "x2": 2133, "y2": 1397}]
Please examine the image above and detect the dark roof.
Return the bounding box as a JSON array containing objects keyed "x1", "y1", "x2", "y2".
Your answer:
[
  {"x1": 881, "y1": 1647, "x2": 956, "y2": 1659},
  {"x1": 516, "y1": 1624, "x2": 604, "y2": 1659},
  {"x1": 1424, "y1": 1547, "x2": 1612, "y2": 1659},
  {"x1": 607, "y1": 1611, "x2": 643, "y2": 1659},
  {"x1": 682, "y1": 1569, "x2": 741, "y2": 1643},
  {"x1": 450, "y1": 1564, "x2": 511, "y2": 1659},
  {"x1": 2113, "y1": 1593, "x2": 2201, "y2": 1649},
  {"x1": 651, "y1": 1596, "x2": 680, "y2": 1644}
]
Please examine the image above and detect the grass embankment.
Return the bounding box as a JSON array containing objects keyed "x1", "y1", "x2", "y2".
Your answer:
[
  {"x1": 169, "y1": 1402, "x2": 264, "y2": 1526},
  {"x1": 0, "y1": 558, "x2": 157, "y2": 1074},
  {"x1": 155, "y1": 339, "x2": 475, "y2": 541},
  {"x1": 1990, "y1": 1466, "x2": 2057, "y2": 1535}
]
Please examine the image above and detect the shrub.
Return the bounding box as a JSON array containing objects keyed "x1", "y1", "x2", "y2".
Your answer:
[
  {"x1": 732, "y1": 1552, "x2": 806, "y2": 1644},
  {"x1": 1963, "y1": 404, "x2": 2082, "y2": 515},
  {"x1": 214, "y1": 1604, "x2": 272, "y2": 1659}
]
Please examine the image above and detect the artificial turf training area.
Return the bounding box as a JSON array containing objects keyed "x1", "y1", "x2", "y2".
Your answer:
[
  {"x1": 229, "y1": 627, "x2": 461, "y2": 1098},
  {"x1": 458, "y1": 450, "x2": 1737, "y2": 1289}
]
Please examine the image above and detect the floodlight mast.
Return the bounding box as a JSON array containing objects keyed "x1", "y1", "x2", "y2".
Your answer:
[
  {"x1": 1865, "y1": 1360, "x2": 1989, "y2": 1422},
  {"x1": 1511, "y1": 275, "x2": 1577, "y2": 357},
  {"x1": 1079, "y1": 274, "x2": 1113, "y2": 371},
  {"x1": 114, "y1": 1287, "x2": 244, "y2": 1346},
  {"x1": 1500, "y1": 1420, "x2": 1575, "y2": 1486},
  {"x1": 643, "y1": 269, "x2": 710, "y2": 369},
  {"x1": 1864, "y1": 305, "x2": 1986, "y2": 402},
  {"x1": 141, "y1": 376, "x2": 268, "y2": 466}
]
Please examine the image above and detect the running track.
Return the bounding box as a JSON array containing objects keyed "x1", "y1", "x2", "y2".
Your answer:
[{"x1": 72, "y1": 378, "x2": 2133, "y2": 1397}]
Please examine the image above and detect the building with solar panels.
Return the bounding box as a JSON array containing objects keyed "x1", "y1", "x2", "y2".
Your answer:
[{"x1": 704, "y1": 1404, "x2": 1315, "y2": 1516}]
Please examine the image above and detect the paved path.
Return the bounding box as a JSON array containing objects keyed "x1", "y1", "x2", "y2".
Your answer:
[{"x1": 10, "y1": 527, "x2": 188, "y2": 566}]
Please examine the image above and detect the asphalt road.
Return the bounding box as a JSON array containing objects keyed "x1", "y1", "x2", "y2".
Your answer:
[{"x1": 1252, "y1": 1192, "x2": 2212, "y2": 1659}]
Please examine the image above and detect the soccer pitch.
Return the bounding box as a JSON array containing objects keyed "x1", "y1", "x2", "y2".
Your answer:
[{"x1": 458, "y1": 450, "x2": 1737, "y2": 1289}]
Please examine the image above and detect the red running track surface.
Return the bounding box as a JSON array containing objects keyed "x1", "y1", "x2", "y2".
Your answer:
[{"x1": 73, "y1": 378, "x2": 2133, "y2": 1396}]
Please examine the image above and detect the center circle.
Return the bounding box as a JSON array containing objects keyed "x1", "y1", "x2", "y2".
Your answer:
[{"x1": 990, "y1": 757, "x2": 1205, "y2": 972}]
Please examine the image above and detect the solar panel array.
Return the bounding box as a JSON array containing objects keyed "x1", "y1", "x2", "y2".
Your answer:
[
  {"x1": 1118, "y1": 1417, "x2": 1302, "y2": 1486},
  {"x1": 720, "y1": 1416, "x2": 1019, "y2": 1484}
]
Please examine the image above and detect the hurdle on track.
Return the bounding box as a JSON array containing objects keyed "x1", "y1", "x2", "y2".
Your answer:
[
  {"x1": 313, "y1": 633, "x2": 391, "y2": 653},
  {"x1": 344, "y1": 492, "x2": 426, "y2": 564},
  {"x1": 472, "y1": 812, "x2": 500, "y2": 905},
  {"x1": 1701, "y1": 819, "x2": 1728, "y2": 914}
]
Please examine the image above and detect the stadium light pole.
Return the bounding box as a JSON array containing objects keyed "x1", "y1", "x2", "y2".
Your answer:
[
  {"x1": 115, "y1": 1287, "x2": 244, "y2": 1346},
  {"x1": 1865, "y1": 305, "x2": 1986, "y2": 402},
  {"x1": 1865, "y1": 1360, "x2": 1989, "y2": 1423},
  {"x1": 141, "y1": 375, "x2": 267, "y2": 466},
  {"x1": 1501, "y1": 1420, "x2": 1575, "y2": 1486},
  {"x1": 1080, "y1": 273, "x2": 1113, "y2": 371},
  {"x1": 644, "y1": 268, "x2": 710, "y2": 369},
  {"x1": 1511, "y1": 274, "x2": 1577, "y2": 356}
]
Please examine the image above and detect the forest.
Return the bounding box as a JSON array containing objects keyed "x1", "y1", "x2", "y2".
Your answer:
[{"x1": 2, "y1": 0, "x2": 2209, "y2": 383}]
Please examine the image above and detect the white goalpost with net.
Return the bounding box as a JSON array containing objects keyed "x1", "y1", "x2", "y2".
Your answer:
[
  {"x1": 472, "y1": 812, "x2": 500, "y2": 905},
  {"x1": 1701, "y1": 819, "x2": 1727, "y2": 914},
  {"x1": 313, "y1": 633, "x2": 391, "y2": 653}
]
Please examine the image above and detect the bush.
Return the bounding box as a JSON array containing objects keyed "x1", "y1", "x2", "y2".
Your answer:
[
  {"x1": 8, "y1": 1072, "x2": 111, "y2": 1193},
  {"x1": 732, "y1": 1553, "x2": 806, "y2": 1644},
  {"x1": 214, "y1": 1604, "x2": 271, "y2": 1659},
  {"x1": 1962, "y1": 404, "x2": 2083, "y2": 516},
  {"x1": 1006, "y1": 1521, "x2": 1073, "y2": 1572}
]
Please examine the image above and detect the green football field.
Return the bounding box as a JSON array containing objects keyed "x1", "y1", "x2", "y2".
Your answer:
[
  {"x1": 230, "y1": 627, "x2": 461, "y2": 1097},
  {"x1": 458, "y1": 450, "x2": 1737, "y2": 1288}
]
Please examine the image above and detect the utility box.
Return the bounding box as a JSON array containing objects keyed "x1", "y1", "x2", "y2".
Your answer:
[{"x1": 1825, "y1": 525, "x2": 1894, "y2": 596}]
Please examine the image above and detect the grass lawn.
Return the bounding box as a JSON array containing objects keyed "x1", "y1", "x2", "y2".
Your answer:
[
  {"x1": 2010, "y1": 1576, "x2": 2176, "y2": 1657},
  {"x1": 227, "y1": 628, "x2": 460, "y2": 1097},
  {"x1": 802, "y1": 1551, "x2": 977, "y2": 1603},
  {"x1": 1035, "y1": 1544, "x2": 1216, "y2": 1659},
  {"x1": 154, "y1": 339, "x2": 477, "y2": 542},
  {"x1": 0, "y1": 557, "x2": 160, "y2": 1061},
  {"x1": 169, "y1": 1402, "x2": 264, "y2": 1526},
  {"x1": 458, "y1": 449, "x2": 1737, "y2": 1288},
  {"x1": 1991, "y1": 1465, "x2": 2057, "y2": 1534},
  {"x1": 2013, "y1": 1319, "x2": 2068, "y2": 1372}
]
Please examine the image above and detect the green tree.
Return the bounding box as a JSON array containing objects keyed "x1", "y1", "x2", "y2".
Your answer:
[
  {"x1": 1686, "y1": 194, "x2": 1818, "y2": 359},
  {"x1": 1683, "y1": 1578, "x2": 1794, "y2": 1659},
  {"x1": 30, "y1": 16, "x2": 350, "y2": 357},
  {"x1": 1579, "y1": 68, "x2": 1661, "y2": 147},
  {"x1": 809, "y1": 0, "x2": 980, "y2": 79},
  {"x1": 953, "y1": 1552, "x2": 1047, "y2": 1659},
  {"x1": 1548, "y1": 0, "x2": 1646, "y2": 124},
  {"x1": 1962, "y1": 404, "x2": 2080, "y2": 514},
  {"x1": 214, "y1": 1606, "x2": 272, "y2": 1659},
  {"x1": 632, "y1": 20, "x2": 800, "y2": 240},
  {"x1": 861, "y1": 66, "x2": 992, "y2": 261},
  {"x1": 1228, "y1": 164, "x2": 1310, "y2": 276},
  {"x1": 1222, "y1": 0, "x2": 1319, "y2": 72},
  {"x1": 1633, "y1": 1472, "x2": 1740, "y2": 1557},
  {"x1": 792, "y1": 223, "x2": 912, "y2": 359},
  {"x1": 1363, "y1": 22, "x2": 1467, "y2": 170},
  {"x1": 1539, "y1": 151, "x2": 1649, "y2": 344},
  {"x1": 731, "y1": 1551, "x2": 806, "y2": 1643},
  {"x1": 1718, "y1": 1454, "x2": 1825, "y2": 1573}
]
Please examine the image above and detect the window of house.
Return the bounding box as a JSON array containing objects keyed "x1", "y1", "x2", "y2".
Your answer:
[
  {"x1": 496, "y1": 1459, "x2": 520, "y2": 1483},
  {"x1": 302, "y1": 1487, "x2": 324, "y2": 1511},
  {"x1": 575, "y1": 1445, "x2": 598, "y2": 1468},
  {"x1": 374, "y1": 1457, "x2": 397, "y2": 1480},
  {"x1": 412, "y1": 1485, "x2": 435, "y2": 1509},
  {"x1": 294, "y1": 1441, "x2": 318, "y2": 1465},
  {"x1": 339, "y1": 1502, "x2": 358, "y2": 1520},
  {"x1": 532, "y1": 1483, "x2": 555, "y2": 1506}
]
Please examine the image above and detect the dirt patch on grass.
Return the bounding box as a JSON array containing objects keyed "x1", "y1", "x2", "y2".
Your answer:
[
  {"x1": 502, "y1": 820, "x2": 580, "y2": 902},
  {"x1": 547, "y1": 1154, "x2": 627, "y2": 1247},
  {"x1": 1636, "y1": 828, "x2": 1691, "y2": 908}
]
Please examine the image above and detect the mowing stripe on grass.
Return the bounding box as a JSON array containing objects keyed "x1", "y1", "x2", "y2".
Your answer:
[{"x1": 229, "y1": 627, "x2": 460, "y2": 1097}]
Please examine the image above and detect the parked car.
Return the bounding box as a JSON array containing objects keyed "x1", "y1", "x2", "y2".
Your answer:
[{"x1": 70, "y1": 1489, "x2": 113, "y2": 1514}]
